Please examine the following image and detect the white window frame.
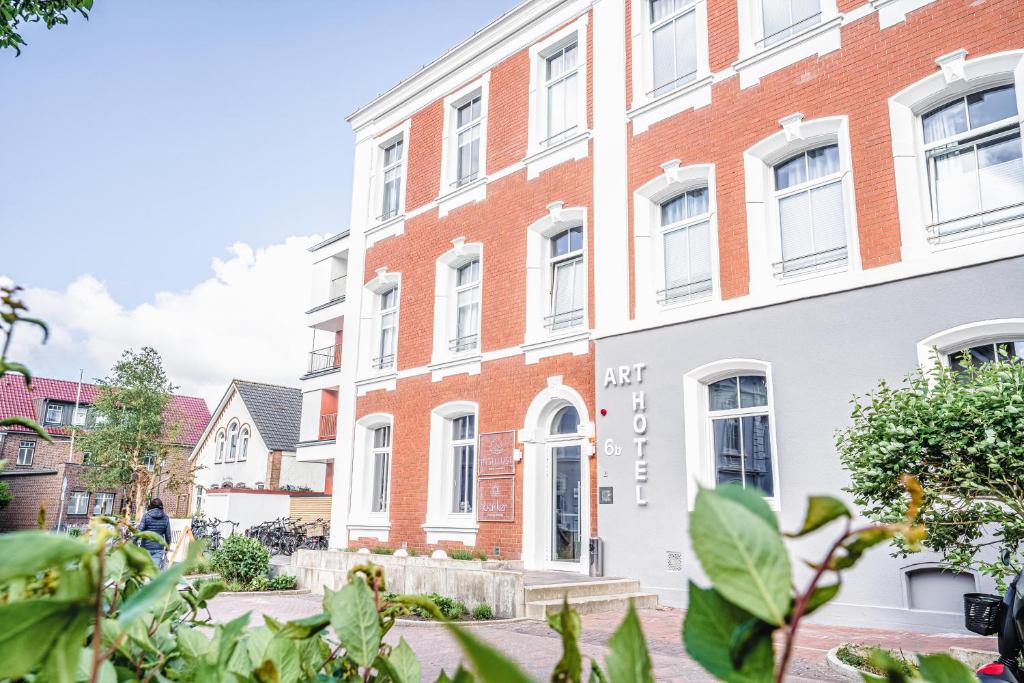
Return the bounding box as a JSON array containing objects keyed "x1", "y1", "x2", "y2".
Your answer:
[
  {"x1": 547, "y1": 227, "x2": 586, "y2": 333},
  {"x1": 226, "y1": 420, "x2": 239, "y2": 462},
  {"x1": 733, "y1": 0, "x2": 840, "y2": 89},
  {"x1": 357, "y1": 269, "x2": 401, "y2": 394},
  {"x1": 449, "y1": 414, "x2": 477, "y2": 515},
  {"x1": 370, "y1": 425, "x2": 392, "y2": 514},
  {"x1": 438, "y1": 75, "x2": 490, "y2": 216},
  {"x1": 374, "y1": 287, "x2": 399, "y2": 372},
  {"x1": 525, "y1": 16, "x2": 590, "y2": 178},
  {"x1": 349, "y1": 413, "x2": 394, "y2": 541},
  {"x1": 627, "y1": 0, "x2": 712, "y2": 134},
  {"x1": 890, "y1": 51, "x2": 1024, "y2": 260},
  {"x1": 744, "y1": 115, "x2": 860, "y2": 290},
  {"x1": 214, "y1": 430, "x2": 226, "y2": 464},
  {"x1": 143, "y1": 453, "x2": 156, "y2": 471},
  {"x1": 67, "y1": 491, "x2": 89, "y2": 516},
  {"x1": 17, "y1": 440, "x2": 35, "y2": 466},
  {"x1": 430, "y1": 239, "x2": 484, "y2": 379},
  {"x1": 93, "y1": 492, "x2": 115, "y2": 516},
  {"x1": 523, "y1": 204, "x2": 591, "y2": 363},
  {"x1": 380, "y1": 138, "x2": 405, "y2": 223},
  {"x1": 634, "y1": 162, "x2": 719, "y2": 319},
  {"x1": 72, "y1": 406, "x2": 88, "y2": 426},
  {"x1": 683, "y1": 359, "x2": 782, "y2": 511},
  {"x1": 423, "y1": 401, "x2": 480, "y2": 545},
  {"x1": 45, "y1": 403, "x2": 63, "y2": 424},
  {"x1": 916, "y1": 318, "x2": 1024, "y2": 369},
  {"x1": 238, "y1": 426, "x2": 249, "y2": 462}
]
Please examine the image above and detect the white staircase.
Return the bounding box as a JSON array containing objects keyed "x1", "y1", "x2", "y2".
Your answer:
[{"x1": 523, "y1": 577, "x2": 658, "y2": 620}]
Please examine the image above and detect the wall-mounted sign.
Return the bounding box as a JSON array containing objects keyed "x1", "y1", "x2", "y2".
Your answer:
[
  {"x1": 478, "y1": 431, "x2": 516, "y2": 477},
  {"x1": 602, "y1": 362, "x2": 650, "y2": 507},
  {"x1": 599, "y1": 487, "x2": 614, "y2": 504},
  {"x1": 477, "y1": 476, "x2": 515, "y2": 522}
]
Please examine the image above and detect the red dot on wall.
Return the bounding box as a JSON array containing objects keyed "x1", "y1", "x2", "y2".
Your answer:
[{"x1": 600, "y1": 408, "x2": 607, "y2": 416}]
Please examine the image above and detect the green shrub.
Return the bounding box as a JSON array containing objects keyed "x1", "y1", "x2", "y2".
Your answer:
[
  {"x1": 836, "y1": 644, "x2": 916, "y2": 677},
  {"x1": 269, "y1": 574, "x2": 296, "y2": 590},
  {"x1": 473, "y1": 550, "x2": 487, "y2": 561},
  {"x1": 371, "y1": 546, "x2": 394, "y2": 555},
  {"x1": 210, "y1": 535, "x2": 270, "y2": 585},
  {"x1": 447, "y1": 548, "x2": 476, "y2": 561},
  {"x1": 471, "y1": 604, "x2": 493, "y2": 620},
  {"x1": 408, "y1": 593, "x2": 467, "y2": 620},
  {"x1": 248, "y1": 576, "x2": 270, "y2": 592}
]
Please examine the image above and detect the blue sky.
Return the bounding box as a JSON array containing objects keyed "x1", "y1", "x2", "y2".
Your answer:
[
  {"x1": 1, "y1": 1, "x2": 520, "y2": 401},
  {"x1": 2, "y1": 0, "x2": 519, "y2": 306}
]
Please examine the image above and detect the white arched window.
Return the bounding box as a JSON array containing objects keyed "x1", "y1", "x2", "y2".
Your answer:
[
  {"x1": 659, "y1": 186, "x2": 712, "y2": 304},
  {"x1": 215, "y1": 430, "x2": 226, "y2": 464},
  {"x1": 348, "y1": 413, "x2": 394, "y2": 543},
  {"x1": 683, "y1": 359, "x2": 781, "y2": 510},
  {"x1": 744, "y1": 115, "x2": 859, "y2": 286},
  {"x1": 550, "y1": 405, "x2": 581, "y2": 435},
  {"x1": 916, "y1": 319, "x2": 1024, "y2": 369},
  {"x1": 424, "y1": 401, "x2": 479, "y2": 545},
  {"x1": 238, "y1": 426, "x2": 250, "y2": 462},
  {"x1": 889, "y1": 50, "x2": 1024, "y2": 257},
  {"x1": 227, "y1": 421, "x2": 239, "y2": 462}
]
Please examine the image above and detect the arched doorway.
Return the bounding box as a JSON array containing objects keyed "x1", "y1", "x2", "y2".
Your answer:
[{"x1": 521, "y1": 381, "x2": 592, "y2": 573}]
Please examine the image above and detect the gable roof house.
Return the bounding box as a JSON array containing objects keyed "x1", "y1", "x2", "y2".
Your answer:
[
  {"x1": 190, "y1": 380, "x2": 327, "y2": 512},
  {"x1": 0, "y1": 374, "x2": 211, "y2": 531}
]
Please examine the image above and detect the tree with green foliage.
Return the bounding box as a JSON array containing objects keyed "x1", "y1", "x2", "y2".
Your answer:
[
  {"x1": 1, "y1": 0, "x2": 93, "y2": 55},
  {"x1": 77, "y1": 346, "x2": 186, "y2": 519},
  {"x1": 838, "y1": 353, "x2": 1024, "y2": 583}
]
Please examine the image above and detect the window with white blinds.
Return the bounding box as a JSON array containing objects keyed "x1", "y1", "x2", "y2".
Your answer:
[
  {"x1": 760, "y1": 0, "x2": 821, "y2": 47},
  {"x1": 548, "y1": 227, "x2": 585, "y2": 330},
  {"x1": 650, "y1": 0, "x2": 698, "y2": 97},
  {"x1": 922, "y1": 84, "x2": 1024, "y2": 238},
  {"x1": 773, "y1": 144, "x2": 847, "y2": 276},
  {"x1": 455, "y1": 97, "x2": 482, "y2": 186},
  {"x1": 452, "y1": 259, "x2": 481, "y2": 352},
  {"x1": 660, "y1": 187, "x2": 712, "y2": 303},
  {"x1": 544, "y1": 42, "x2": 579, "y2": 144}
]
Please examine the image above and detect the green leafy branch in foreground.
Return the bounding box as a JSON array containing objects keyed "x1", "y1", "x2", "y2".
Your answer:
[
  {"x1": 682, "y1": 478, "x2": 978, "y2": 683},
  {"x1": 1, "y1": 284, "x2": 50, "y2": 440},
  {"x1": 1, "y1": 0, "x2": 93, "y2": 55},
  {"x1": 0, "y1": 483, "x2": 985, "y2": 683}
]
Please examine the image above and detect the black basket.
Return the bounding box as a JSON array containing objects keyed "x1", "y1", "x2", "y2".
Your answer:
[{"x1": 964, "y1": 593, "x2": 1004, "y2": 635}]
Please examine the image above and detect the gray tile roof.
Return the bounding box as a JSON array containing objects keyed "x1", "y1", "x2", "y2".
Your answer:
[{"x1": 233, "y1": 380, "x2": 301, "y2": 452}]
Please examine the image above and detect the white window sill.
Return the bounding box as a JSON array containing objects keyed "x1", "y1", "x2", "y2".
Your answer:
[
  {"x1": 523, "y1": 130, "x2": 591, "y2": 180},
  {"x1": 773, "y1": 260, "x2": 850, "y2": 284},
  {"x1": 436, "y1": 177, "x2": 488, "y2": 218},
  {"x1": 926, "y1": 214, "x2": 1024, "y2": 250},
  {"x1": 355, "y1": 371, "x2": 398, "y2": 396},
  {"x1": 521, "y1": 328, "x2": 591, "y2": 365},
  {"x1": 628, "y1": 75, "x2": 714, "y2": 135},
  {"x1": 658, "y1": 291, "x2": 714, "y2": 311},
  {"x1": 422, "y1": 521, "x2": 479, "y2": 545},
  {"x1": 365, "y1": 213, "x2": 406, "y2": 247},
  {"x1": 733, "y1": 16, "x2": 843, "y2": 89},
  {"x1": 428, "y1": 353, "x2": 483, "y2": 382}
]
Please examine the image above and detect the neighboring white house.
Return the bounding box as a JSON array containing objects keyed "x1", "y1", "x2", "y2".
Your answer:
[{"x1": 190, "y1": 380, "x2": 327, "y2": 516}]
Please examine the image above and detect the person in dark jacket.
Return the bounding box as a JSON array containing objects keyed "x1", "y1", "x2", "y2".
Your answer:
[{"x1": 137, "y1": 498, "x2": 172, "y2": 569}]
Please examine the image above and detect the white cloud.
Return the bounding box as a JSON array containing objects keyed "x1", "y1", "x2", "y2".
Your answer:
[{"x1": 4, "y1": 236, "x2": 325, "y2": 408}]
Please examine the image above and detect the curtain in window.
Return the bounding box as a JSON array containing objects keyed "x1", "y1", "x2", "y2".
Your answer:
[
  {"x1": 652, "y1": 7, "x2": 696, "y2": 96},
  {"x1": 552, "y1": 258, "x2": 583, "y2": 325},
  {"x1": 663, "y1": 220, "x2": 711, "y2": 297},
  {"x1": 371, "y1": 452, "x2": 390, "y2": 512},
  {"x1": 978, "y1": 135, "x2": 1024, "y2": 212},
  {"x1": 456, "y1": 289, "x2": 480, "y2": 343}
]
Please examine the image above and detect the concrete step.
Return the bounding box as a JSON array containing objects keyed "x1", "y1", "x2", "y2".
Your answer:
[
  {"x1": 524, "y1": 578, "x2": 643, "y2": 603},
  {"x1": 525, "y1": 592, "x2": 659, "y2": 620}
]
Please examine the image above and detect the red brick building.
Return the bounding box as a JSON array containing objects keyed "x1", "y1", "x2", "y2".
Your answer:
[
  {"x1": 0, "y1": 374, "x2": 210, "y2": 531},
  {"x1": 296, "y1": 0, "x2": 1024, "y2": 620}
]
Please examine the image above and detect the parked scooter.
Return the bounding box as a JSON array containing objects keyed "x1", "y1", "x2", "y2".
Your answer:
[{"x1": 966, "y1": 550, "x2": 1023, "y2": 682}]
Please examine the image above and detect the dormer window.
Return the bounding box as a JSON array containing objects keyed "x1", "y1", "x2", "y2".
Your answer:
[{"x1": 45, "y1": 404, "x2": 63, "y2": 425}]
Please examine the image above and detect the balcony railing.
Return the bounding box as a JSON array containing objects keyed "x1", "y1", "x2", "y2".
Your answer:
[
  {"x1": 329, "y1": 275, "x2": 347, "y2": 301},
  {"x1": 449, "y1": 334, "x2": 479, "y2": 353},
  {"x1": 319, "y1": 413, "x2": 338, "y2": 440},
  {"x1": 308, "y1": 344, "x2": 342, "y2": 374}
]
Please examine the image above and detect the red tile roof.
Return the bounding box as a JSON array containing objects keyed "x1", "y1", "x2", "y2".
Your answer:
[{"x1": 0, "y1": 374, "x2": 211, "y2": 446}]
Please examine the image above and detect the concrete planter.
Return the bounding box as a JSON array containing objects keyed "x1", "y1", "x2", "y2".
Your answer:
[{"x1": 283, "y1": 549, "x2": 525, "y2": 618}]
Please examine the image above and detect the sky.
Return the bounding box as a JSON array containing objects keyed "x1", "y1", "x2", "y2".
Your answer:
[{"x1": 1, "y1": 0, "x2": 519, "y2": 405}]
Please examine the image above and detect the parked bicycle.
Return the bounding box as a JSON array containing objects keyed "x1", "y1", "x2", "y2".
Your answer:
[
  {"x1": 245, "y1": 517, "x2": 330, "y2": 556},
  {"x1": 190, "y1": 513, "x2": 239, "y2": 551}
]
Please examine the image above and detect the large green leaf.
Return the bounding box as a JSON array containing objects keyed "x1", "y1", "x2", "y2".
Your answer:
[
  {"x1": 690, "y1": 487, "x2": 792, "y2": 625},
  {"x1": 604, "y1": 602, "x2": 653, "y2": 683},
  {"x1": 387, "y1": 637, "x2": 421, "y2": 683},
  {"x1": 277, "y1": 612, "x2": 330, "y2": 640},
  {"x1": 325, "y1": 577, "x2": 380, "y2": 668},
  {"x1": 0, "y1": 599, "x2": 81, "y2": 678},
  {"x1": 682, "y1": 584, "x2": 774, "y2": 683},
  {"x1": 916, "y1": 653, "x2": 978, "y2": 683},
  {"x1": 176, "y1": 626, "x2": 212, "y2": 661},
  {"x1": 716, "y1": 484, "x2": 778, "y2": 530},
  {"x1": 548, "y1": 599, "x2": 583, "y2": 682},
  {"x1": 40, "y1": 611, "x2": 90, "y2": 683},
  {"x1": 117, "y1": 560, "x2": 188, "y2": 624},
  {"x1": 445, "y1": 623, "x2": 534, "y2": 683},
  {"x1": 0, "y1": 532, "x2": 88, "y2": 582},
  {"x1": 789, "y1": 496, "x2": 850, "y2": 537},
  {"x1": 264, "y1": 637, "x2": 302, "y2": 683}
]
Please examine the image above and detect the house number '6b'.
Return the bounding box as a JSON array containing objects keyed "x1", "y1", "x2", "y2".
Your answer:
[{"x1": 603, "y1": 439, "x2": 622, "y2": 456}]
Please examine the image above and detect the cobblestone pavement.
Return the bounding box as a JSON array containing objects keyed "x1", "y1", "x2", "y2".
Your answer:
[{"x1": 207, "y1": 593, "x2": 995, "y2": 681}]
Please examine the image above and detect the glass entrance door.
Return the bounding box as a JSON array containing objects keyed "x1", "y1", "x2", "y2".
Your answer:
[{"x1": 551, "y1": 445, "x2": 581, "y2": 562}]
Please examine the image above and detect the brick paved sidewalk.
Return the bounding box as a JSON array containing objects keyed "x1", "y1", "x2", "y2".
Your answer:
[{"x1": 207, "y1": 593, "x2": 995, "y2": 681}]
